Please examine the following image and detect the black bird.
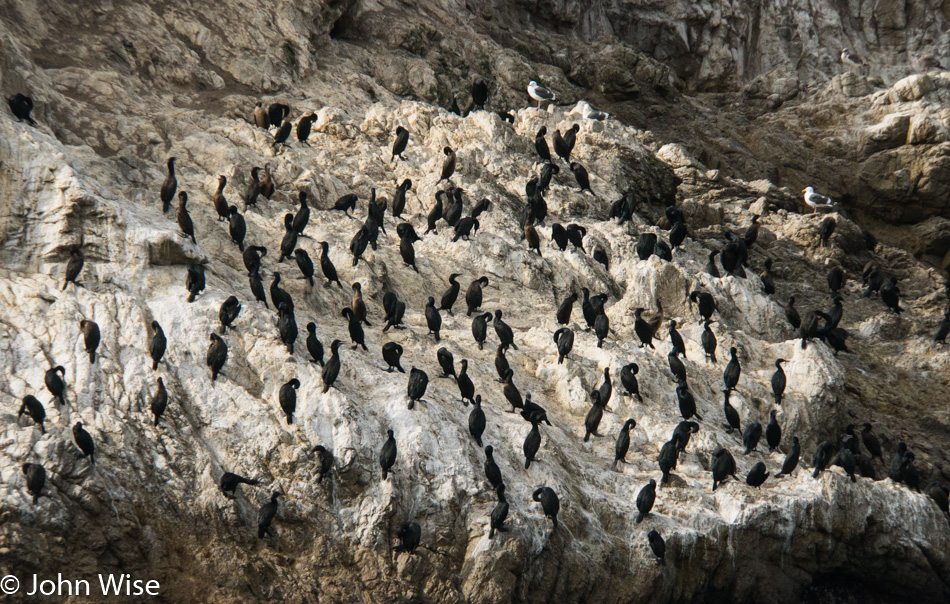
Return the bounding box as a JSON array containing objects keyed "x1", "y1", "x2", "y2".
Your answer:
[
  {"x1": 228, "y1": 206, "x2": 246, "y2": 251},
  {"x1": 212, "y1": 175, "x2": 230, "y2": 221},
  {"x1": 177, "y1": 192, "x2": 196, "y2": 244},
  {"x1": 711, "y1": 447, "x2": 737, "y2": 491},
  {"x1": 382, "y1": 342, "x2": 404, "y2": 373},
  {"x1": 207, "y1": 333, "x2": 228, "y2": 382},
  {"x1": 79, "y1": 319, "x2": 100, "y2": 364},
  {"x1": 392, "y1": 179, "x2": 412, "y2": 219},
  {"x1": 306, "y1": 323, "x2": 324, "y2": 366},
  {"x1": 594, "y1": 308, "x2": 609, "y2": 348},
  {"x1": 722, "y1": 389, "x2": 740, "y2": 434},
  {"x1": 185, "y1": 263, "x2": 205, "y2": 303},
  {"x1": 22, "y1": 463, "x2": 45, "y2": 504},
  {"x1": 495, "y1": 345, "x2": 510, "y2": 383},
  {"x1": 553, "y1": 327, "x2": 574, "y2": 364},
  {"x1": 553, "y1": 129, "x2": 570, "y2": 162},
  {"x1": 863, "y1": 262, "x2": 884, "y2": 297},
  {"x1": 149, "y1": 321, "x2": 167, "y2": 369},
  {"x1": 636, "y1": 233, "x2": 657, "y2": 261},
  {"x1": 743, "y1": 422, "x2": 762, "y2": 454},
  {"x1": 556, "y1": 292, "x2": 577, "y2": 325},
  {"x1": 636, "y1": 479, "x2": 656, "y2": 523},
  {"x1": 744, "y1": 214, "x2": 760, "y2": 248},
  {"x1": 647, "y1": 530, "x2": 666, "y2": 565},
  {"x1": 45, "y1": 365, "x2": 67, "y2": 406},
  {"x1": 593, "y1": 245, "x2": 609, "y2": 270},
  {"x1": 819, "y1": 216, "x2": 836, "y2": 247},
  {"x1": 440, "y1": 273, "x2": 462, "y2": 314},
  {"x1": 257, "y1": 492, "x2": 280, "y2": 538},
  {"x1": 570, "y1": 162, "x2": 593, "y2": 194},
  {"x1": 668, "y1": 351, "x2": 686, "y2": 383},
  {"x1": 392, "y1": 126, "x2": 409, "y2": 161},
  {"x1": 655, "y1": 239, "x2": 673, "y2": 261},
  {"x1": 583, "y1": 390, "x2": 605, "y2": 442},
  {"x1": 705, "y1": 250, "x2": 721, "y2": 278},
  {"x1": 425, "y1": 297, "x2": 442, "y2": 342},
  {"x1": 18, "y1": 395, "x2": 45, "y2": 433},
  {"x1": 296, "y1": 113, "x2": 317, "y2": 143},
  {"x1": 278, "y1": 378, "x2": 299, "y2": 424},
  {"x1": 393, "y1": 521, "x2": 422, "y2": 554},
  {"x1": 244, "y1": 166, "x2": 262, "y2": 209},
  {"x1": 614, "y1": 419, "x2": 636, "y2": 469},
  {"x1": 927, "y1": 482, "x2": 950, "y2": 516},
  {"x1": 689, "y1": 291, "x2": 717, "y2": 323},
  {"x1": 243, "y1": 245, "x2": 267, "y2": 275},
  {"x1": 425, "y1": 191, "x2": 444, "y2": 234},
  {"x1": 457, "y1": 360, "x2": 475, "y2": 406},
  {"x1": 861, "y1": 423, "x2": 883, "y2": 460},
  {"x1": 278, "y1": 303, "x2": 298, "y2": 354},
  {"x1": 676, "y1": 379, "x2": 701, "y2": 420},
  {"x1": 889, "y1": 442, "x2": 908, "y2": 482},
  {"x1": 775, "y1": 437, "x2": 801, "y2": 477},
  {"x1": 469, "y1": 396, "x2": 486, "y2": 446},
  {"x1": 317, "y1": 242, "x2": 343, "y2": 288},
  {"x1": 333, "y1": 193, "x2": 358, "y2": 217},
  {"x1": 493, "y1": 310, "x2": 517, "y2": 351},
  {"x1": 399, "y1": 230, "x2": 418, "y2": 272},
  {"x1": 766, "y1": 410, "x2": 781, "y2": 452},
  {"x1": 219, "y1": 296, "x2": 241, "y2": 334},
  {"x1": 484, "y1": 445, "x2": 503, "y2": 489},
  {"x1": 380, "y1": 429, "x2": 397, "y2": 480},
  {"x1": 312, "y1": 446, "x2": 333, "y2": 483},
  {"x1": 473, "y1": 312, "x2": 493, "y2": 350},
  {"x1": 160, "y1": 157, "x2": 177, "y2": 213},
  {"x1": 489, "y1": 484, "x2": 509, "y2": 539},
  {"x1": 471, "y1": 197, "x2": 491, "y2": 219},
  {"x1": 62, "y1": 247, "x2": 84, "y2": 290},
  {"x1": 760, "y1": 259, "x2": 775, "y2": 295},
  {"x1": 520, "y1": 393, "x2": 551, "y2": 426},
  {"x1": 781, "y1": 295, "x2": 801, "y2": 329},
  {"x1": 407, "y1": 367, "x2": 428, "y2": 410},
  {"x1": 292, "y1": 191, "x2": 310, "y2": 236},
  {"x1": 673, "y1": 421, "x2": 700, "y2": 453},
  {"x1": 293, "y1": 249, "x2": 315, "y2": 287},
  {"x1": 443, "y1": 188, "x2": 464, "y2": 227},
  {"x1": 746, "y1": 462, "x2": 769, "y2": 488},
  {"x1": 277, "y1": 214, "x2": 297, "y2": 263},
  {"x1": 535, "y1": 126, "x2": 551, "y2": 162},
  {"x1": 551, "y1": 223, "x2": 568, "y2": 251},
  {"x1": 701, "y1": 320, "x2": 717, "y2": 363},
  {"x1": 437, "y1": 347, "x2": 456, "y2": 379},
  {"x1": 470, "y1": 77, "x2": 489, "y2": 110},
  {"x1": 524, "y1": 223, "x2": 542, "y2": 255},
  {"x1": 321, "y1": 340, "x2": 342, "y2": 393},
  {"x1": 150, "y1": 377, "x2": 167, "y2": 426},
  {"x1": 620, "y1": 363, "x2": 642, "y2": 401},
  {"x1": 669, "y1": 219, "x2": 687, "y2": 252},
  {"x1": 73, "y1": 421, "x2": 96, "y2": 464},
  {"x1": 563, "y1": 123, "x2": 580, "y2": 155},
  {"x1": 273, "y1": 120, "x2": 292, "y2": 147},
  {"x1": 8, "y1": 93, "x2": 36, "y2": 125},
  {"x1": 771, "y1": 359, "x2": 787, "y2": 405},
  {"x1": 220, "y1": 472, "x2": 260, "y2": 497},
  {"x1": 341, "y1": 307, "x2": 367, "y2": 351},
  {"x1": 835, "y1": 439, "x2": 857, "y2": 482},
  {"x1": 267, "y1": 102, "x2": 290, "y2": 127},
  {"x1": 933, "y1": 308, "x2": 950, "y2": 343},
  {"x1": 438, "y1": 147, "x2": 457, "y2": 183},
  {"x1": 827, "y1": 266, "x2": 845, "y2": 299},
  {"x1": 881, "y1": 277, "x2": 903, "y2": 314},
  {"x1": 523, "y1": 420, "x2": 541, "y2": 469},
  {"x1": 382, "y1": 293, "x2": 407, "y2": 332},
  {"x1": 449, "y1": 94, "x2": 461, "y2": 115},
  {"x1": 466, "y1": 277, "x2": 488, "y2": 316},
  {"x1": 634, "y1": 308, "x2": 655, "y2": 349},
  {"x1": 812, "y1": 440, "x2": 835, "y2": 478},
  {"x1": 532, "y1": 487, "x2": 560, "y2": 529},
  {"x1": 723, "y1": 347, "x2": 741, "y2": 392},
  {"x1": 658, "y1": 436, "x2": 680, "y2": 484},
  {"x1": 668, "y1": 320, "x2": 687, "y2": 358},
  {"x1": 249, "y1": 271, "x2": 268, "y2": 308}
]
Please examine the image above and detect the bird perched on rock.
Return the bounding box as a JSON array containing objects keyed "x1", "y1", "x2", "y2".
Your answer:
[
  {"x1": 220, "y1": 471, "x2": 260, "y2": 497},
  {"x1": 881, "y1": 277, "x2": 903, "y2": 314},
  {"x1": 532, "y1": 487, "x2": 560, "y2": 529},
  {"x1": 841, "y1": 48, "x2": 866, "y2": 73},
  {"x1": 257, "y1": 492, "x2": 280, "y2": 538},
  {"x1": 527, "y1": 80, "x2": 556, "y2": 110},
  {"x1": 8, "y1": 93, "x2": 37, "y2": 125},
  {"x1": 802, "y1": 186, "x2": 835, "y2": 213},
  {"x1": 582, "y1": 101, "x2": 609, "y2": 121}
]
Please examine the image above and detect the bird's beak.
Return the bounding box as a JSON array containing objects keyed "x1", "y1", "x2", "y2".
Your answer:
[{"x1": 801, "y1": 189, "x2": 806, "y2": 193}]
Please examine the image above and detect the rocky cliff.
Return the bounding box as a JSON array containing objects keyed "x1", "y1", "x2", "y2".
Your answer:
[{"x1": 1, "y1": 1, "x2": 950, "y2": 602}]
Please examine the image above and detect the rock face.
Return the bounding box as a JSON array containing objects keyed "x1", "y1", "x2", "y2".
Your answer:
[{"x1": 1, "y1": 1, "x2": 950, "y2": 603}]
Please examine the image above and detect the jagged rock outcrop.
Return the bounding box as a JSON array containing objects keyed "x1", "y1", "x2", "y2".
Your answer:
[{"x1": 1, "y1": 1, "x2": 950, "y2": 603}]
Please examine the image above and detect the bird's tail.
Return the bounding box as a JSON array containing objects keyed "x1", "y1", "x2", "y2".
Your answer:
[{"x1": 89, "y1": 350, "x2": 96, "y2": 364}]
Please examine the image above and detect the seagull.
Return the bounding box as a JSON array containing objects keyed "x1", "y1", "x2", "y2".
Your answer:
[
  {"x1": 802, "y1": 186, "x2": 836, "y2": 213},
  {"x1": 841, "y1": 48, "x2": 865, "y2": 73},
  {"x1": 528, "y1": 81, "x2": 556, "y2": 110},
  {"x1": 582, "y1": 102, "x2": 609, "y2": 121}
]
